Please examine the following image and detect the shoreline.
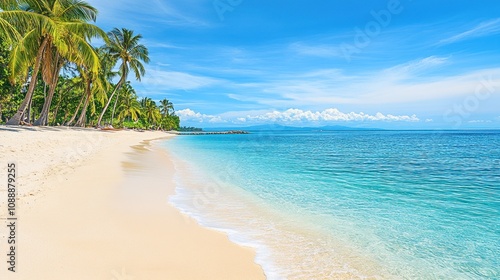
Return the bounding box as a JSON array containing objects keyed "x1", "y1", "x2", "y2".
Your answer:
[
  {"x1": 162, "y1": 135, "x2": 387, "y2": 280},
  {"x1": 0, "y1": 126, "x2": 265, "y2": 279}
]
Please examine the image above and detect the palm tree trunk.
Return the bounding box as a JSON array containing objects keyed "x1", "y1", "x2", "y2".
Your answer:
[
  {"x1": 33, "y1": 80, "x2": 56, "y2": 126},
  {"x1": 26, "y1": 94, "x2": 32, "y2": 124},
  {"x1": 65, "y1": 92, "x2": 86, "y2": 126},
  {"x1": 75, "y1": 80, "x2": 92, "y2": 127},
  {"x1": 110, "y1": 90, "x2": 121, "y2": 126},
  {"x1": 6, "y1": 37, "x2": 49, "y2": 125},
  {"x1": 51, "y1": 82, "x2": 75, "y2": 125},
  {"x1": 35, "y1": 54, "x2": 63, "y2": 126},
  {"x1": 51, "y1": 89, "x2": 63, "y2": 125},
  {"x1": 96, "y1": 75, "x2": 125, "y2": 127},
  {"x1": 75, "y1": 94, "x2": 90, "y2": 127}
]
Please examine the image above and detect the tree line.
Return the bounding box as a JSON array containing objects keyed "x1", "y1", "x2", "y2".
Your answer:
[{"x1": 0, "y1": 0, "x2": 180, "y2": 130}]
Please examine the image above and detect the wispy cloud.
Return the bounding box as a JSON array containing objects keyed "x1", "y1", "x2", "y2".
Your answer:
[
  {"x1": 385, "y1": 56, "x2": 449, "y2": 76},
  {"x1": 178, "y1": 108, "x2": 420, "y2": 124},
  {"x1": 438, "y1": 18, "x2": 500, "y2": 45},
  {"x1": 143, "y1": 40, "x2": 185, "y2": 49},
  {"x1": 226, "y1": 60, "x2": 500, "y2": 109},
  {"x1": 141, "y1": 68, "x2": 221, "y2": 91},
  {"x1": 289, "y1": 42, "x2": 344, "y2": 58},
  {"x1": 468, "y1": 120, "x2": 492, "y2": 123},
  {"x1": 88, "y1": 0, "x2": 211, "y2": 28}
]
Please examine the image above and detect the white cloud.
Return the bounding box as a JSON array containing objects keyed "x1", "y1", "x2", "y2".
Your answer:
[
  {"x1": 142, "y1": 68, "x2": 220, "y2": 90},
  {"x1": 177, "y1": 109, "x2": 227, "y2": 123},
  {"x1": 247, "y1": 108, "x2": 419, "y2": 122},
  {"x1": 468, "y1": 120, "x2": 492, "y2": 123},
  {"x1": 229, "y1": 66, "x2": 500, "y2": 108},
  {"x1": 290, "y1": 42, "x2": 343, "y2": 58},
  {"x1": 178, "y1": 108, "x2": 419, "y2": 124},
  {"x1": 385, "y1": 56, "x2": 449, "y2": 76},
  {"x1": 438, "y1": 18, "x2": 500, "y2": 45},
  {"x1": 88, "y1": 0, "x2": 210, "y2": 28}
]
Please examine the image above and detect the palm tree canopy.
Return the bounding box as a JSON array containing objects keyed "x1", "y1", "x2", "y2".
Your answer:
[
  {"x1": 4, "y1": 0, "x2": 107, "y2": 83},
  {"x1": 117, "y1": 82, "x2": 141, "y2": 121},
  {"x1": 105, "y1": 27, "x2": 150, "y2": 81},
  {"x1": 159, "y1": 98, "x2": 174, "y2": 116}
]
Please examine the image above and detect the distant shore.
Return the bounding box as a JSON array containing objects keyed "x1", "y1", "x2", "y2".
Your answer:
[{"x1": 0, "y1": 126, "x2": 264, "y2": 279}]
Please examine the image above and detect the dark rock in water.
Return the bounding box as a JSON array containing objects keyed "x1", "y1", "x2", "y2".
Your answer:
[{"x1": 226, "y1": 130, "x2": 249, "y2": 134}]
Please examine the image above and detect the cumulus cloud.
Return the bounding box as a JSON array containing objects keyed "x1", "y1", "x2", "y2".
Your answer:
[
  {"x1": 177, "y1": 108, "x2": 419, "y2": 124},
  {"x1": 177, "y1": 109, "x2": 227, "y2": 123},
  {"x1": 247, "y1": 108, "x2": 419, "y2": 122}
]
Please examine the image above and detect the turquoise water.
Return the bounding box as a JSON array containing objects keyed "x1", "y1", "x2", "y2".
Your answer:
[{"x1": 162, "y1": 130, "x2": 500, "y2": 279}]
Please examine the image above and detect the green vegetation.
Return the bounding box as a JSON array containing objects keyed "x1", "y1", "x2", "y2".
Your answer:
[
  {"x1": 0, "y1": 0, "x2": 180, "y2": 130},
  {"x1": 179, "y1": 126, "x2": 203, "y2": 132}
]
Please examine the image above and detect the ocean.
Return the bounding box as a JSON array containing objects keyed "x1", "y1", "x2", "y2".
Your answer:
[{"x1": 161, "y1": 130, "x2": 500, "y2": 279}]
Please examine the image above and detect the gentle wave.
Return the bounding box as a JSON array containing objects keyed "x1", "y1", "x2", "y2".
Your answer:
[{"x1": 162, "y1": 130, "x2": 500, "y2": 279}]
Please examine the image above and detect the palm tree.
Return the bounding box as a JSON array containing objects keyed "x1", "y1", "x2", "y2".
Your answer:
[
  {"x1": 0, "y1": 0, "x2": 44, "y2": 44},
  {"x1": 159, "y1": 98, "x2": 174, "y2": 117},
  {"x1": 4, "y1": 0, "x2": 106, "y2": 125},
  {"x1": 73, "y1": 48, "x2": 111, "y2": 127},
  {"x1": 140, "y1": 97, "x2": 160, "y2": 128},
  {"x1": 117, "y1": 82, "x2": 141, "y2": 124},
  {"x1": 96, "y1": 28, "x2": 149, "y2": 127},
  {"x1": 0, "y1": 1, "x2": 22, "y2": 43}
]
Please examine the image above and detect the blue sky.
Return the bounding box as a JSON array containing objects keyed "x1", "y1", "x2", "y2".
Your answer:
[{"x1": 87, "y1": 0, "x2": 500, "y2": 128}]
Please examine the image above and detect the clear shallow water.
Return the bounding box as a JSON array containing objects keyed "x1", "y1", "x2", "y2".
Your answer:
[{"x1": 162, "y1": 130, "x2": 500, "y2": 279}]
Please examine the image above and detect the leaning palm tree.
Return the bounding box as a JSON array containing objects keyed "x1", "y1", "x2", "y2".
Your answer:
[
  {"x1": 73, "y1": 63, "x2": 108, "y2": 127},
  {"x1": 4, "y1": 0, "x2": 106, "y2": 125},
  {"x1": 73, "y1": 47, "x2": 112, "y2": 127},
  {"x1": 96, "y1": 28, "x2": 149, "y2": 127},
  {"x1": 159, "y1": 98, "x2": 174, "y2": 117}
]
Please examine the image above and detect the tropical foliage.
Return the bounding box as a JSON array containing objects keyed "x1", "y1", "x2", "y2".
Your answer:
[{"x1": 0, "y1": 0, "x2": 180, "y2": 130}]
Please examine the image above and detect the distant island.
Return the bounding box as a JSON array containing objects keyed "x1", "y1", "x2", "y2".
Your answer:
[
  {"x1": 179, "y1": 130, "x2": 249, "y2": 135},
  {"x1": 203, "y1": 124, "x2": 383, "y2": 131},
  {"x1": 179, "y1": 126, "x2": 203, "y2": 132}
]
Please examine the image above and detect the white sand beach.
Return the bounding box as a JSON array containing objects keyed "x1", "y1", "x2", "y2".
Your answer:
[{"x1": 0, "y1": 126, "x2": 265, "y2": 279}]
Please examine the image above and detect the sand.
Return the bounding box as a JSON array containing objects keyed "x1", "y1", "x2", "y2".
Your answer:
[{"x1": 0, "y1": 126, "x2": 265, "y2": 280}]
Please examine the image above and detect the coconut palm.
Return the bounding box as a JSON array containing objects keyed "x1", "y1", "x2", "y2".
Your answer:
[
  {"x1": 73, "y1": 47, "x2": 112, "y2": 127},
  {"x1": 140, "y1": 97, "x2": 160, "y2": 128},
  {"x1": 117, "y1": 82, "x2": 141, "y2": 123},
  {"x1": 96, "y1": 28, "x2": 149, "y2": 127},
  {"x1": 4, "y1": 0, "x2": 106, "y2": 125},
  {"x1": 159, "y1": 98, "x2": 174, "y2": 117},
  {"x1": 0, "y1": 0, "x2": 44, "y2": 44}
]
